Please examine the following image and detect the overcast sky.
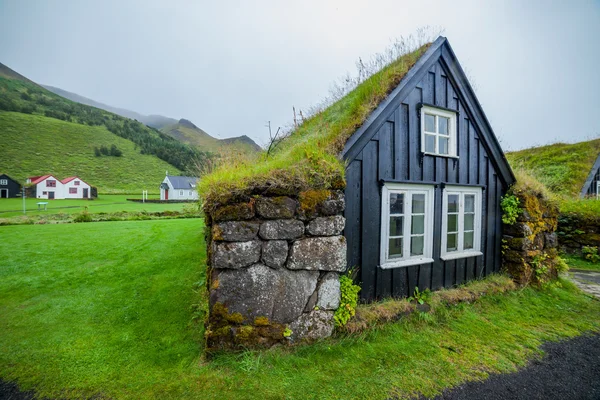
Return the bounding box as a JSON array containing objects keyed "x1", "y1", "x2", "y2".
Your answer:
[{"x1": 1, "y1": 0, "x2": 599, "y2": 150}]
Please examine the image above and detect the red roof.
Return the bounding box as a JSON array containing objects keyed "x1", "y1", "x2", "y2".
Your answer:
[
  {"x1": 61, "y1": 176, "x2": 77, "y2": 184},
  {"x1": 29, "y1": 175, "x2": 52, "y2": 185}
]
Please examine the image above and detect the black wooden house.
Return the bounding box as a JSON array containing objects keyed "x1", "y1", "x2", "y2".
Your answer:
[
  {"x1": 343, "y1": 37, "x2": 515, "y2": 302},
  {"x1": 580, "y1": 154, "x2": 600, "y2": 199},
  {"x1": 0, "y1": 174, "x2": 21, "y2": 198}
]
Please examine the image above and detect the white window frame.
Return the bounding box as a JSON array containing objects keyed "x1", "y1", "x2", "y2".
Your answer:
[
  {"x1": 380, "y1": 183, "x2": 435, "y2": 269},
  {"x1": 421, "y1": 105, "x2": 458, "y2": 158},
  {"x1": 441, "y1": 186, "x2": 483, "y2": 260},
  {"x1": 0, "y1": 179, "x2": 7, "y2": 186},
  {"x1": 179, "y1": 190, "x2": 184, "y2": 196},
  {"x1": 596, "y1": 181, "x2": 599, "y2": 200}
]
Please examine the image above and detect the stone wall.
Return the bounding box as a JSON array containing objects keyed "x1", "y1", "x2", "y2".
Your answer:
[
  {"x1": 205, "y1": 190, "x2": 346, "y2": 351},
  {"x1": 502, "y1": 188, "x2": 560, "y2": 285},
  {"x1": 557, "y1": 212, "x2": 600, "y2": 255}
]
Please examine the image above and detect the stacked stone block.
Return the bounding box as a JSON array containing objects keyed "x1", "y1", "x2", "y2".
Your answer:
[
  {"x1": 502, "y1": 189, "x2": 560, "y2": 285},
  {"x1": 206, "y1": 191, "x2": 346, "y2": 350}
]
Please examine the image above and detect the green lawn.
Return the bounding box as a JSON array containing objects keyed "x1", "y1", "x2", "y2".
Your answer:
[
  {"x1": 0, "y1": 195, "x2": 193, "y2": 218},
  {"x1": 1, "y1": 220, "x2": 599, "y2": 399},
  {"x1": 564, "y1": 254, "x2": 600, "y2": 271}
]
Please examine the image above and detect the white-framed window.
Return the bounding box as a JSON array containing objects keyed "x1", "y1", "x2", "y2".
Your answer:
[
  {"x1": 179, "y1": 190, "x2": 184, "y2": 196},
  {"x1": 421, "y1": 105, "x2": 457, "y2": 157},
  {"x1": 380, "y1": 183, "x2": 435, "y2": 268},
  {"x1": 0, "y1": 179, "x2": 7, "y2": 185},
  {"x1": 189, "y1": 191, "x2": 192, "y2": 196},
  {"x1": 441, "y1": 186, "x2": 483, "y2": 260}
]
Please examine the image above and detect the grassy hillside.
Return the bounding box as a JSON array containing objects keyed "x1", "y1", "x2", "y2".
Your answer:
[
  {"x1": 0, "y1": 64, "x2": 212, "y2": 174},
  {"x1": 0, "y1": 111, "x2": 180, "y2": 193},
  {"x1": 506, "y1": 139, "x2": 600, "y2": 198},
  {"x1": 161, "y1": 119, "x2": 262, "y2": 154}
]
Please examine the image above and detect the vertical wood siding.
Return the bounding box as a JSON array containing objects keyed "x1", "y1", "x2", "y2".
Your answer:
[{"x1": 344, "y1": 60, "x2": 507, "y2": 302}]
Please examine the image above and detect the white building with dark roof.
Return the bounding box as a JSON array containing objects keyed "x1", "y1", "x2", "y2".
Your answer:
[{"x1": 160, "y1": 175, "x2": 199, "y2": 200}]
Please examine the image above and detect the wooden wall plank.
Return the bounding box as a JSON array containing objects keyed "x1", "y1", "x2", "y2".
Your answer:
[
  {"x1": 455, "y1": 258, "x2": 465, "y2": 285},
  {"x1": 392, "y1": 267, "x2": 409, "y2": 298},
  {"x1": 407, "y1": 266, "x2": 418, "y2": 296},
  {"x1": 361, "y1": 141, "x2": 380, "y2": 301},
  {"x1": 465, "y1": 257, "x2": 475, "y2": 281},
  {"x1": 408, "y1": 88, "x2": 423, "y2": 181},
  {"x1": 377, "y1": 127, "x2": 394, "y2": 298},
  {"x1": 485, "y1": 158, "x2": 495, "y2": 277},
  {"x1": 345, "y1": 160, "x2": 362, "y2": 271}
]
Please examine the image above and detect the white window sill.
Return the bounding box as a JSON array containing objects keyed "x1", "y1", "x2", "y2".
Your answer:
[
  {"x1": 379, "y1": 257, "x2": 434, "y2": 269},
  {"x1": 422, "y1": 152, "x2": 459, "y2": 159},
  {"x1": 440, "y1": 251, "x2": 483, "y2": 261}
]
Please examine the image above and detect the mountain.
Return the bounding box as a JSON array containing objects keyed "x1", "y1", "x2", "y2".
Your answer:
[
  {"x1": 42, "y1": 85, "x2": 177, "y2": 129},
  {"x1": 161, "y1": 119, "x2": 263, "y2": 153},
  {"x1": 0, "y1": 62, "x2": 211, "y2": 192},
  {"x1": 42, "y1": 85, "x2": 263, "y2": 153},
  {"x1": 506, "y1": 138, "x2": 600, "y2": 198}
]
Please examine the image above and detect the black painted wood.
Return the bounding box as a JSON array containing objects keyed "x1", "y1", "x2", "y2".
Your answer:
[
  {"x1": 343, "y1": 46, "x2": 513, "y2": 302},
  {"x1": 0, "y1": 174, "x2": 22, "y2": 198}
]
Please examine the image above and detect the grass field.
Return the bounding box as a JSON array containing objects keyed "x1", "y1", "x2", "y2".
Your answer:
[
  {"x1": 0, "y1": 111, "x2": 182, "y2": 193},
  {"x1": 563, "y1": 254, "x2": 600, "y2": 272},
  {"x1": 0, "y1": 195, "x2": 193, "y2": 218},
  {"x1": 1, "y1": 220, "x2": 599, "y2": 399}
]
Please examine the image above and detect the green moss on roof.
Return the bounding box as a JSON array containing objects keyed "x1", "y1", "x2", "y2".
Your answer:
[
  {"x1": 199, "y1": 44, "x2": 431, "y2": 210},
  {"x1": 505, "y1": 138, "x2": 600, "y2": 198}
]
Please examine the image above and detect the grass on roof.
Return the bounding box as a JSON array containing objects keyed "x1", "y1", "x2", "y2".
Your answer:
[
  {"x1": 505, "y1": 139, "x2": 600, "y2": 198},
  {"x1": 198, "y1": 44, "x2": 431, "y2": 210}
]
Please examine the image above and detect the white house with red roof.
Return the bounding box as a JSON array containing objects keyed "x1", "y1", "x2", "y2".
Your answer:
[{"x1": 27, "y1": 175, "x2": 92, "y2": 199}]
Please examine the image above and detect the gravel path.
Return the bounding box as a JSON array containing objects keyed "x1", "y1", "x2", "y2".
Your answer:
[
  {"x1": 431, "y1": 333, "x2": 600, "y2": 400},
  {"x1": 2, "y1": 334, "x2": 599, "y2": 399}
]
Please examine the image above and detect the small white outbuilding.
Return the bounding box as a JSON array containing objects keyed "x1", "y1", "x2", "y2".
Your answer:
[{"x1": 160, "y1": 175, "x2": 199, "y2": 201}]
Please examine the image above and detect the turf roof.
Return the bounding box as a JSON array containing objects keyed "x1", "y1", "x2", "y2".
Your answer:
[
  {"x1": 505, "y1": 138, "x2": 600, "y2": 198},
  {"x1": 199, "y1": 43, "x2": 431, "y2": 210}
]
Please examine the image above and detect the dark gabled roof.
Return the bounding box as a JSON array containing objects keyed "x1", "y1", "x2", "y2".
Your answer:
[
  {"x1": 580, "y1": 153, "x2": 600, "y2": 197},
  {"x1": 166, "y1": 175, "x2": 199, "y2": 189},
  {"x1": 342, "y1": 36, "x2": 515, "y2": 187}
]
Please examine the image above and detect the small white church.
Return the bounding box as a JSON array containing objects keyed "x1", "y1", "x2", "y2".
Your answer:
[{"x1": 160, "y1": 174, "x2": 199, "y2": 201}]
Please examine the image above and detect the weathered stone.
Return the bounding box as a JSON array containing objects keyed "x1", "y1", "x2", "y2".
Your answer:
[
  {"x1": 317, "y1": 272, "x2": 340, "y2": 310},
  {"x1": 273, "y1": 269, "x2": 319, "y2": 323},
  {"x1": 212, "y1": 202, "x2": 255, "y2": 222},
  {"x1": 306, "y1": 216, "x2": 345, "y2": 236},
  {"x1": 213, "y1": 221, "x2": 260, "y2": 241},
  {"x1": 289, "y1": 310, "x2": 335, "y2": 341},
  {"x1": 256, "y1": 196, "x2": 298, "y2": 219},
  {"x1": 212, "y1": 240, "x2": 261, "y2": 269},
  {"x1": 259, "y1": 219, "x2": 305, "y2": 240},
  {"x1": 503, "y1": 222, "x2": 533, "y2": 237},
  {"x1": 211, "y1": 264, "x2": 318, "y2": 324},
  {"x1": 506, "y1": 236, "x2": 531, "y2": 251},
  {"x1": 304, "y1": 290, "x2": 318, "y2": 312},
  {"x1": 210, "y1": 264, "x2": 279, "y2": 321},
  {"x1": 533, "y1": 233, "x2": 544, "y2": 250},
  {"x1": 261, "y1": 240, "x2": 288, "y2": 269},
  {"x1": 287, "y1": 236, "x2": 347, "y2": 271},
  {"x1": 319, "y1": 199, "x2": 345, "y2": 216}
]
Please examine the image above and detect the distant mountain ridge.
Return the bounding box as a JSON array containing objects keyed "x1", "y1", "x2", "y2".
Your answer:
[
  {"x1": 42, "y1": 85, "x2": 178, "y2": 129},
  {"x1": 42, "y1": 85, "x2": 262, "y2": 153}
]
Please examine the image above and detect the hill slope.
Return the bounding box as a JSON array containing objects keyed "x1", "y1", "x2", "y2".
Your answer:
[
  {"x1": 0, "y1": 111, "x2": 180, "y2": 193},
  {"x1": 506, "y1": 139, "x2": 600, "y2": 198},
  {"x1": 42, "y1": 85, "x2": 177, "y2": 129},
  {"x1": 0, "y1": 62, "x2": 211, "y2": 181},
  {"x1": 161, "y1": 119, "x2": 263, "y2": 153}
]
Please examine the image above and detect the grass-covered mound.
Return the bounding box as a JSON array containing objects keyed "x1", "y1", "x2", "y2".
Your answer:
[
  {"x1": 199, "y1": 44, "x2": 430, "y2": 212},
  {"x1": 506, "y1": 139, "x2": 600, "y2": 198}
]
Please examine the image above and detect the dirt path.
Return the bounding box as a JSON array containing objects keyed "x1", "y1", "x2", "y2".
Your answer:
[
  {"x1": 431, "y1": 333, "x2": 600, "y2": 400},
  {"x1": 569, "y1": 269, "x2": 600, "y2": 299}
]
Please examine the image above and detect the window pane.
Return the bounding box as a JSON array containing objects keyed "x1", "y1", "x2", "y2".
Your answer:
[
  {"x1": 425, "y1": 134, "x2": 435, "y2": 153},
  {"x1": 465, "y1": 195, "x2": 475, "y2": 212},
  {"x1": 447, "y1": 214, "x2": 458, "y2": 232},
  {"x1": 425, "y1": 114, "x2": 435, "y2": 132},
  {"x1": 439, "y1": 117, "x2": 449, "y2": 134},
  {"x1": 412, "y1": 193, "x2": 425, "y2": 213},
  {"x1": 390, "y1": 193, "x2": 404, "y2": 214},
  {"x1": 411, "y1": 215, "x2": 424, "y2": 234},
  {"x1": 389, "y1": 216, "x2": 404, "y2": 236},
  {"x1": 447, "y1": 233, "x2": 457, "y2": 252},
  {"x1": 464, "y1": 231, "x2": 474, "y2": 250},
  {"x1": 464, "y1": 214, "x2": 474, "y2": 231},
  {"x1": 411, "y1": 235, "x2": 424, "y2": 256},
  {"x1": 389, "y1": 238, "x2": 403, "y2": 258},
  {"x1": 448, "y1": 194, "x2": 459, "y2": 212},
  {"x1": 439, "y1": 137, "x2": 449, "y2": 155}
]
